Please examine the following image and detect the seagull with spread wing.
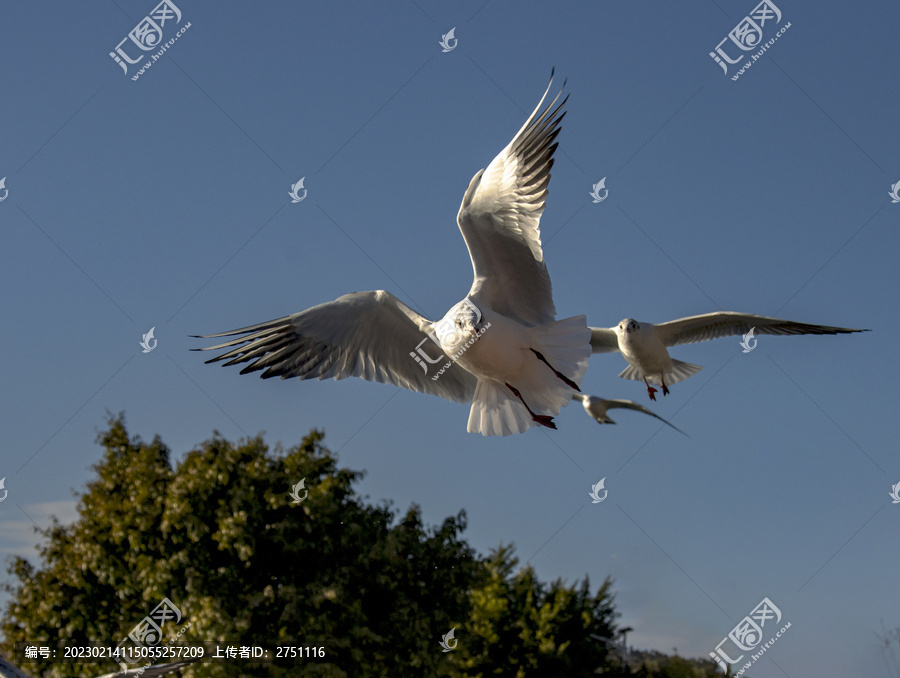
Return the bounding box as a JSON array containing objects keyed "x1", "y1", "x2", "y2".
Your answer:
[
  {"x1": 572, "y1": 393, "x2": 686, "y2": 434},
  {"x1": 196, "y1": 73, "x2": 589, "y2": 436},
  {"x1": 589, "y1": 312, "x2": 868, "y2": 400}
]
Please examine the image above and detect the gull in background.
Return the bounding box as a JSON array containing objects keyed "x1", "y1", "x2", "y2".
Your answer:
[
  {"x1": 573, "y1": 393, "x2": 686, "y2": 435},
  {"x1": 589, "y1": 312, "x2": 868, "y2": 400},
  {"x1": 196, "y1": 72, "x2": 589, "y2": 436}
]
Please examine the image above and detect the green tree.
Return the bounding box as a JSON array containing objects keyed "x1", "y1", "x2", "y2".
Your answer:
[
  {"x1": 2, "y1": 416, "x2": 630, "y2": 677},
  {"x1": 2, "y1": 416, "x2": 174, "y2": 676},
  {"x1": 450, "y1": 545, "x2": 619, "y2": 677},
  {"x1": 2, "y1": 416, "x2": 474, "y2": 677},
  {"x1": 627, "y1": 649, "x2": 723, "y2": 678}
]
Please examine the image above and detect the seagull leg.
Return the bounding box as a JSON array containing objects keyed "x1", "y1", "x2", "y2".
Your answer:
[
  {"x1": 530, "y1": 348, "x2": 581, "y2": 391},
  {"x1": 506, "y1": 383, "x2": 557, "y2": 429},
  {"x1": 661, "y1": 379, "x2": 670, "y2": 397},
  {"x1": 643, "y1": 377, "x2": 658, "y2": 401}
]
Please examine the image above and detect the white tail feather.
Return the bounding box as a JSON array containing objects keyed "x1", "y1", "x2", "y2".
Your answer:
[
  {"x1": 618, "y1": 363, "x2": 643, "y2": 381},
  {"x1": 523, "y1": 315, "x2": 590, "y2": 412},
  {"x1": 665, "y1": 359, "x2": 703, "y2": 385},
  {"x1": 618, "y1": 359, "x2": 703, "y2": 385},
  {"x1": 467, "y1": 379, "x2": 531, "y2": 436},
  {"x1": 466, "y1": 315, "x2": 590, "y2": 436}
]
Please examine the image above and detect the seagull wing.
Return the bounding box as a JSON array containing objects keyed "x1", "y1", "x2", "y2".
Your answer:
[
  {"x1": 654, "y1": 312, "x2": 868, "y2": 347},
  {"x1": 456, "y1": 72, "x2": 566, "y2": 326},
  {"x1": 194, "y1": 291, "x2": 476, "y2": 404},
  {"x1": 589, "y1": 327, "x2": 619, "y2": 353},
  {"x1": 603, "y1": 399, "x2": 687, "y2": 435}
]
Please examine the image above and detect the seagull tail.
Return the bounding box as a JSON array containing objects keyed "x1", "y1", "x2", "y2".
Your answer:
[
  {"x1": 618, "y1": 359, "x2": 703, "y2": 386},
  {"x1": 467, "y1": 317, "x2": 590, "y2": 435},
  {"x1": 665, "y1": 359, "x2": 703, "y2": 385},
  {"x1": 523, "y1": 315, "x2": 591, "y2": 409},
  {"x1": 618, "y1": 363, "x2": 645, "y2": 382},
  {"x1": 467, "y1": 379, "x2": 533, "y2": 436}
]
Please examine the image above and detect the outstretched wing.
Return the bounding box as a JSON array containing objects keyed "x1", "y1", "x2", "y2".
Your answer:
[
  {"x1": 194, "y1": 290, "x2": 477, "y2": 404},
  {"x1": 654, "y1": 312, "x2": 869, "y2": 347},
  {"x1": 456, "y1": 71, "x2": 566, "y2": 326},
  {"x1": 589, "y1": 327, "x2": 619, "y2": 353},
  {"x1": 603, "y1": 399, "x2": 687, "y2": 435}
]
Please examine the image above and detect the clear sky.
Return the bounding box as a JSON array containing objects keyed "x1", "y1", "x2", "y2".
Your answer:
[{"x1": 1, "y1": 0, "x2": 898, "y2": 675}]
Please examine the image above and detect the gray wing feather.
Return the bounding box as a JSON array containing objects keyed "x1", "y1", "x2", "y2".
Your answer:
[
  {"x1": 194, "y1": 290, "x2": 477, "y2": 404},
  {"x1": 655, "y1": 312, "x2": 868, "y2": 347},
  {"x1": 457, "y1": 72, "x2": 566, "y2": 326},
  {"x1": 589, "y1": 327, "x2": 619, "y2": 353},
  {"x1": 604, "y1": 399, "x2": 687, "y2": 435}
]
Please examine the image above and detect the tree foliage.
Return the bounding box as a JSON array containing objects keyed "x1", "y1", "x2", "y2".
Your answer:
[
  {"x1": 1, "y1": 416, "x2": 712, "y2": 677},
  {"x1": 450, "y1": 545, "x2": 619, "y2": 677},
  {"x1": 626, "y1": 649, "x2": 723, "y2": 678}
]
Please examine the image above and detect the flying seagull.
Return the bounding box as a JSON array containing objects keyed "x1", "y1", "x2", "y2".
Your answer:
[
  {"x1": 196, "y1": 72, "x2": 589, "y2": 436},
  {"x1": 589, "y1": 312, "x2": 868, "y2": 400},
  {"x1": 573, "y1": 393, "x2": 686, "y2": 435}
]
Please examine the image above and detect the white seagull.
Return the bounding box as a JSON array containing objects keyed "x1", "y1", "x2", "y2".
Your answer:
[
  {"x1": 573, "y1": 393, "x2": 686, "y2": 434},
  {"x1": 589, "y1": 312, "x2": 868, "y2": 400},
  {"x1": 196, "y1": 72, "x2": 589, "y2": 436}
]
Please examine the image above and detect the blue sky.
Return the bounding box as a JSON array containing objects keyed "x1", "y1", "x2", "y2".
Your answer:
[{"x1": 1, "y1": 0, "x2": 898, "y2": 674}]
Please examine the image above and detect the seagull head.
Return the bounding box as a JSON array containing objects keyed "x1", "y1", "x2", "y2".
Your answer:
[
  {"x1": 618, "y1": 318, "x2": 640, "y2": 335},
  {"x1": 455, "y1": 299, "x2": 482, "y2": 329},
  {"x1": 434, "y1": 299, "x2": 483, "y2": 352},
  {"x1": 582, "y1": 395, "x2": 614, "y2": 424}
]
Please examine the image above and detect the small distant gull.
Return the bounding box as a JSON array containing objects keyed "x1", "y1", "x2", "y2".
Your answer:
[
  {"x1": 572, "y1": 393, "x2": 686, "y2": 435},
  {"x1": 589, "y1": 312, "x2": 868, "y2": 400},
  {"x1": 196, "y1": 72, "x2": 589, "y2": 436}
]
